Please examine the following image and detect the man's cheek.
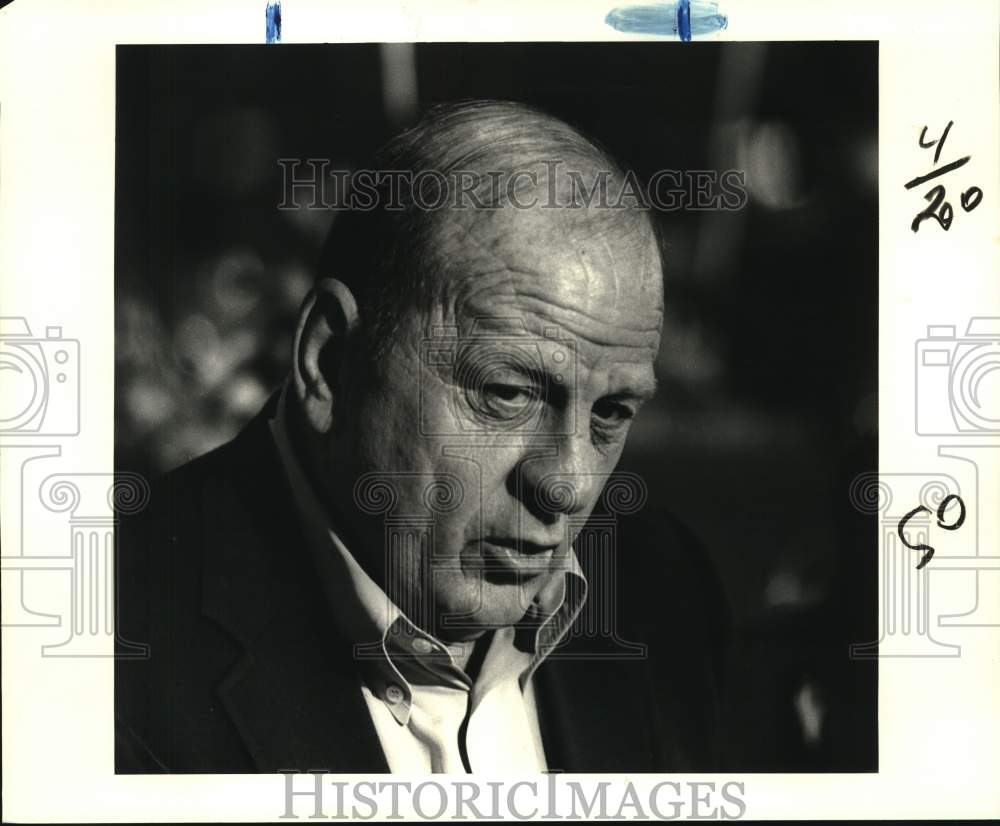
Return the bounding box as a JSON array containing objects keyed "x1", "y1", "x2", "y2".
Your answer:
[{"x1": 428, "y1": 566, "x2": 479, "y2": 620}]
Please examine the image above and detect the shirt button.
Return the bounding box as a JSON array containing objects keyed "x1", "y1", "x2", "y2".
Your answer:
[
  {"x1": 411, "y1": 638, "x2": 434, "y2": 654},
  {"x1": 385, "y1": 683, "x2": 405, "y2": 704}
]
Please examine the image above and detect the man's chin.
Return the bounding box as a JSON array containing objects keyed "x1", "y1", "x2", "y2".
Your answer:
[{"x1": 431, "y1": 579, "x2": 555, "y2": 639}]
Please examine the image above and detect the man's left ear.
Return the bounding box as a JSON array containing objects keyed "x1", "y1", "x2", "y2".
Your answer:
[{"x1": 291, "y1": 277, "x2": 361, "y2": 435}]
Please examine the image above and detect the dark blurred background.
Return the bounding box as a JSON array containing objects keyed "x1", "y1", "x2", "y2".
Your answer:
[{"x1": 115, "y1": 42, "x2": 877, "y2": 771}]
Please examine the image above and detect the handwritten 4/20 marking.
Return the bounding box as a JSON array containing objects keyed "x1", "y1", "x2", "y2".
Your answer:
[{"x1": 905, "y1": 121, "x2": 983, "y2": 232}]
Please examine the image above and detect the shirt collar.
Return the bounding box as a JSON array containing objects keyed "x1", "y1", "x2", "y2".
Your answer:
[{"x1": 267, "y1": 381, "x2": 588, "y2": 724}]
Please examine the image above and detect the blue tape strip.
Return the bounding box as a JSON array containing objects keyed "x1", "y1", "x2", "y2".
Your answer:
[
  {"x1": 677, "y1": 0, "x2": 692, "y2": 40},
  {"x1": 266, "y1": 0, "x2": 281, "y2": 43},
  {"x1": 605, "y1": 0, "x2": 728, "y2": 39}
]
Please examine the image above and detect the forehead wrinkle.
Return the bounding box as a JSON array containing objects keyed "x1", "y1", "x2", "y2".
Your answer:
[
  {"x1": 487, "y1": 285, "x2": 661, "y2": 349},
  {"x1": 427, "y1": 205, "x2": 663, "y2": 335},
  {"x1": 442, "y1": 268, "x2": 527, "y2": 329},
  {"x1": 458, "y1": 289, "x2": 658, "y2": 364},
  {"x1": 421, "y1": 209, "x2": 520, "y2": 300},
  {"x1": 438, "y1": 262, "x2": 661, "y2": 350}
]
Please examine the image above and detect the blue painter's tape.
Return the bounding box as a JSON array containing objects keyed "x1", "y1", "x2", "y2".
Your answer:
[
  {"x1": 266, "y1": 0, "x2": 282, "y2": 43},
  {"x1": 677, "y1": 0, "x2": 691, "y2": 41},
  {"x1": 605, "y1": 0, "x2": 728, "y2": 39}
]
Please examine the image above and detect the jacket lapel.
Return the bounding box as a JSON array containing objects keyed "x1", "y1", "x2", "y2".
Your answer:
[
  {"x1": 216, "y1": 615, "x2": 390, "y2": 773},
  {"x1": 533, "y1": 530, "x2": 724, "y2": 773},
  {"x1": 534, "y1": 640, "x2": 660, "y2": 773},
  {"x1": 199, "y1": 401, "x2": 390, "y2": 773}
]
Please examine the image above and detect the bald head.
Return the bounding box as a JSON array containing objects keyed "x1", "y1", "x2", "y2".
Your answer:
[{"x1": 319, "y1": 100, "x2": 663, "y2": 359}]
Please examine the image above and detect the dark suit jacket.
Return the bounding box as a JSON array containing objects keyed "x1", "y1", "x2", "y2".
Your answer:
[{"x1": 115, "y1": 397, "x2": 730, "y2": 773}]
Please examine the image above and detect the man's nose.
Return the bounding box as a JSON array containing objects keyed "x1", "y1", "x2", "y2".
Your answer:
[{"x1": 514, "y1": 434, "x2": 606, "y2": 522}]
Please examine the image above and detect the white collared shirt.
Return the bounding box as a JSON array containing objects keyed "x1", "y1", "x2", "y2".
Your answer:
[{"x1": 267, "y1": 384, "x2": 588, "y2": 773}]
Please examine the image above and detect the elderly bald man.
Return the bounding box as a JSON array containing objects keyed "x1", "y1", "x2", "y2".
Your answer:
[{"x1": 115, "y1": 101, "x2": 728, "y2": 774}]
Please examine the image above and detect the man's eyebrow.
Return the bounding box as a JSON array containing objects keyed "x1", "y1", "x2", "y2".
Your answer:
[
  {"x1": 606, "y1": 376, "x2": 659, "y2": 402},
  {"x1": 480, "y1": 354, "x2": 660, "y2": 401}
]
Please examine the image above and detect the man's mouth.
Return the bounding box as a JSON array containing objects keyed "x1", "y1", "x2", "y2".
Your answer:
[{"x1": 480, "y1": 536, "x2": 560, "y2": 574}]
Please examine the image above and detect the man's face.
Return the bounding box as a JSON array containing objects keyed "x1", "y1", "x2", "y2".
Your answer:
[{"x1": 334, "y1": 201, "x2": 663, "y2": 640}]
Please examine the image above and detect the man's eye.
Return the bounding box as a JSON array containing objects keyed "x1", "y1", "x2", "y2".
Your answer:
[
  {"x1": 468, "y1": 382, "x2": 541, "y2": 423},
  {"x1": 484, "y1": 383, "x2": 532, "y2": 404},
  {"x1": 481, "y1": 383, "x2": 537, "y2": 412},
  {"x1": 592, "y1": 399, "x2": 635, "y2": 425}
]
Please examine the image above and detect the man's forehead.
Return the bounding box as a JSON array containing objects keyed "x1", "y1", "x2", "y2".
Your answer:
[
  {"x1": 428, "y1": 200, "x2": 664, "y2": 317},
  {"x1": 402, "y1": 203, "x2": 664, "y2": 375}
]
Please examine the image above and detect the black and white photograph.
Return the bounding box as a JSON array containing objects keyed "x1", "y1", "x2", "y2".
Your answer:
[
  {"x1": 2, "y1": 1, "x2": 998, "y2": 821},
  {"x1": 114, "y1": 42, "x2": 877, "y2": 775}
]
